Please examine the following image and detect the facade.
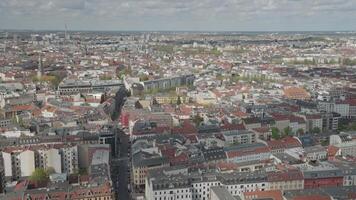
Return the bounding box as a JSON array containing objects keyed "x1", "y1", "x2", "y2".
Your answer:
[
  {"x1": 267, "y1": 169, "x2": 304, "y2": 191},
  {"x1": 132, "y1": 151, "x2": 169, "y2": 188},
  {"x1": 304, "y1": 169, "x2": 343, "y2": 189},
  {"x1": 58, "y1": 79, "x2": 123, "y2": 95},
  {"x1": 333, "y1": 141, "x2": 356, "y2": 157},
  {"x1": 222, "y1": 130, "x2": 256, "y2": 145},
  {"x1": 305, "y1": 114, "x2": 323, "y2": 133},
  {"x1": 304, "y1": 145, "x2": 327, "y2": 161},
  {"x1": 37, "y1": 148, "x2": 62, "y2": 174},
  {"x1": 145, "y1": 169, "x2": 269, "y2": 200},
  {"x1": 142, "y1": 74, "x2": 195, "y2": 92},
  {"x1": 60, "y1": 146, "x2": 78, "y2": 174},
  {"x1": 1, "y1": 145, "x2": 79, "y2": 181},
  {"x1": 225, "y1": 143, "x2": 271, "y2": 164},
  {"x1": 321, "y1": 112, "x2": 340, "y2": 131},
  {"x1": 16, "y1": 150, "x2": 35, "y2": 178}
]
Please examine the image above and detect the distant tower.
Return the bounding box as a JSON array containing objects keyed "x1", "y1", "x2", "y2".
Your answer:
[
  {"x1": 64, "y1": 24, "x2": 70, "y2": 41},
  {"x1": 3, "y1": 32, "x2": 8, "y2": 53},
  {"x1": 37, "y1": 54, "x2": 44, "y2": 79}
]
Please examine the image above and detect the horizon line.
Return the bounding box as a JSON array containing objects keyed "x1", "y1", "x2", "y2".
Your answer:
[{"x1": 1, "y1": 28, "x2": 356, "y2": 34}]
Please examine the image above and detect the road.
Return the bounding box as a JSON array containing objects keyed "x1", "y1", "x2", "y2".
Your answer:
[{"x1": 112, "y1": 129, "x2": 130, "y2": 200}]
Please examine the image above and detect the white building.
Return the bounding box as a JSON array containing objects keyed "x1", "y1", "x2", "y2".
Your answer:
[
  {"x1": 2, "y1": 152, "x2": 12, "y2": 179},
  {"x1": 2, "y1": 150, "x2": 36, "y2": 180},
  {"x1": 145, "y1": 169, "x2": 268, "y2": 200},
  {"x1": 38, "y1": 148, "x2": 62, "y2": 173},
  {"x1": 18, "y1": 150, "x2": 36, "y2": 177},
  {"x1": 60, "y1": 146, "x2": 78, "y2": 174}
]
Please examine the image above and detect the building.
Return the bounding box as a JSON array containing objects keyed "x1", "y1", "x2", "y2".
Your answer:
[
  {"x1": 304, "y1": 114, "x2": 323, "y2": 133},
  {"x1": 60, "y1": 145, "x2": 78, "y2": 174},
  {"x1": 2, "y1": 149, "x2": 35, "y2": 180},
  {"x1": 321, "y1": 112, "x2": 340, "y2": 131},
  {"x1": 132, "y1": 151, "x2": 169, "y2": 189},
  {"x1": 284, "y1": 87, "x2": 311, "y2": 100},
  {"x1": 329, "y1": 133, "x2": 356, "y2": 157},
  {"x1": 225, "y1": 143, "x2": 271, "y2": 164},
  {"x1": 304, "y1": 145, "x2": 327, "y2": 162},
  {"x1": 37, "y1": 54, "x2": 43, "y2": 79},
  {"x1": 302, "y1": 163, "x2": 343, "y2": 189},
  {"x1": 58, "y1": 79, "x2": 123, "y2": 95},
  {"x1": 243, "y1": 190, "x2": 283, "y2": 200},
  {"x1": 222, "y1": 130, "x2": 256, "y2": 145},
  {"x1": 145, "y1": 168, "x2": 268, "y2": 200},
  {"x1": 142, "y1": 74, "x2": 195, "y2": 92},
  {"x1": 267, "y1": 137, "x2": 302, "y2": 154},
  {"x1": 267, "y1": 169, "x2": 304, "y2": 191},
  {"x1": 210, "y1": 186, "x2": 237, "y2": 200},
  {"x1": 37, "y1": 148, "x2": 62, "y2": 174}
]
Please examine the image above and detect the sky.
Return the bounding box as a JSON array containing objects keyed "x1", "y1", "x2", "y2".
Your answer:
[{"x1": 0, "y1": 0, "x2": 356, "y2": 31}]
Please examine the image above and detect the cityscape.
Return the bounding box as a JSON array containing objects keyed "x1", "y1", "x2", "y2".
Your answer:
[{"x1": 1, "y1": 1, "x2": 356, "y2": 200}]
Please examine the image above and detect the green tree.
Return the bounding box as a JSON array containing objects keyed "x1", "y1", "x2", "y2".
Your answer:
[
  {"x1": 297, "y1": 128, "x2": 304, "y2": 136},
  {"x1": 139, "y1": 74, "x2": 149, "y2": 81},
  {"x1": 312, "y1": 127, "x2": 321, "y2": 134},
  {"x1": 216, "y1": 74, "x2": 224, "y2": 81},
  {"x1": 351, "y1": 122, "x2": 356, "y2": 131},
  {"x1": 192, "y1": 115, "x2": 204, "y2": 127},
  {"x1": 284, "y1": 126, "x2": 293, "y2": 136},
  {"x1": 46, "y1": 167, "x2": 56, "y2": 175},
  {"x1": 271, "y1": 127, "x2": 280, "y2": 140},
  {"x1": 177, "y1": 96, "x2": 182, "y2": 105},
  {"x1": 79, "y1": 168, "x2": 88, "y2": 176},
  {"x1": 29, "y1": 168, "x2": 49, "y2": 182}
]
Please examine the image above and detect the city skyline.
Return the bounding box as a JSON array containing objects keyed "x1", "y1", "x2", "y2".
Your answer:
[{"x1": 1, "y1": 0, "x2": 356, "y2": 31}]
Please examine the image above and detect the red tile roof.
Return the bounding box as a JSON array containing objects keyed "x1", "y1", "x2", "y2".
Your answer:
[
  {"x1": 327, "y1": 145, "x2": 340, "y2": 157},
  {"x1": 306, "y1": 114, "x2": 322, "y2": 120},
  {"x1": 267, "y1": 169, "x2": 304, "y2": 182},
  {"x1": 244, "y1": 190, "x2": 283, "y2": 200},
  {"x1": 226, "y1": 146, "x2": 270, "y2": 158},
  {"x1": 172, "y1": 120, "x2": 198, "y2": 135},
  {"x1": 267, "y1": 137, "x2": 302, "y2": 150},
  {"x1": 11, "y1": 104, "x2": 34, "y2": 112}
]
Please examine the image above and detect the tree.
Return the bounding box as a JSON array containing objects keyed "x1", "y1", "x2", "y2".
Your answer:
[
  {"x1": 216, "y1": 74, "x2": 224, "y2": 81},
  {"x1": 297, "y1": 128, "x2": 304, "y2": 136},
  {"x1": 284, "y1": 126, "x2": 293, "y2": 136},
  {"x1": 29, "y1": 168, "x2": 49, "y2": 182},
  {"x1": 271, "y1": 127, "x2": 280, "y2": 140},
  {"x1": 139, "y1": 74, "x2": 149, "y2": 81},
  {"x1": 177, "y1": 96, "x2": 182, "y2": 106},
  {"x1": 152, "y1": 97, "x2": 159, "y2": 106},
  {"x1": 46, "y1": 167, "x2": 56, "y2": 175},
  {"x1": 78, "y1": 168, "x2": 88, "y2": 176},
  {"x1": 312, "y1": 127, "x2": 321, "y2": 134},
  {"x1": 351, "y1": 122, "x2": 356, "y2": 131},
  {"x1": 100, "y1": 93, "x2": 107, "y2": 104},
  {"x1": 192, "y1": 115, "x2": 204, "y2": 127}
]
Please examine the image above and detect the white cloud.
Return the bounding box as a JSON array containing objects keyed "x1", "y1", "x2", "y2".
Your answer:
[{"x1": 0, "y1": 0, "x2": 355, "y2": 31}]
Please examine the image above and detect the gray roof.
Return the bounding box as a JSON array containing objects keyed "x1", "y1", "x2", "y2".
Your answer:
[
  {"x1": 284, "y1": 186, "x2": 356, "y2": 200},
  {"x1": 303, "y1": 169, "x2": 343, "y2": 179},
  {"x1": 211, "y1": 186, "x2": 237, "y2": 200},
  {"x1": 132, "y1": 151, "x2": 168, "y2": 168}
]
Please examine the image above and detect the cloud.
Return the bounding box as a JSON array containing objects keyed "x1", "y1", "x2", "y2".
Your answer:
[{"x1": 0, "y1": 0, "x2": 355, "y2": 31}]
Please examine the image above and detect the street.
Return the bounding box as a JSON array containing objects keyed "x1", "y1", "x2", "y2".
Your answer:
[{"x1": 112, "y1": 129, "x2": 130, "y2": 200}]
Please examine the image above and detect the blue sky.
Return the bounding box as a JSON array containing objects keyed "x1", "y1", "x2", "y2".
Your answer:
[{"x1": 0, "y1": 0, "x2": 355, "y2": 31}]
